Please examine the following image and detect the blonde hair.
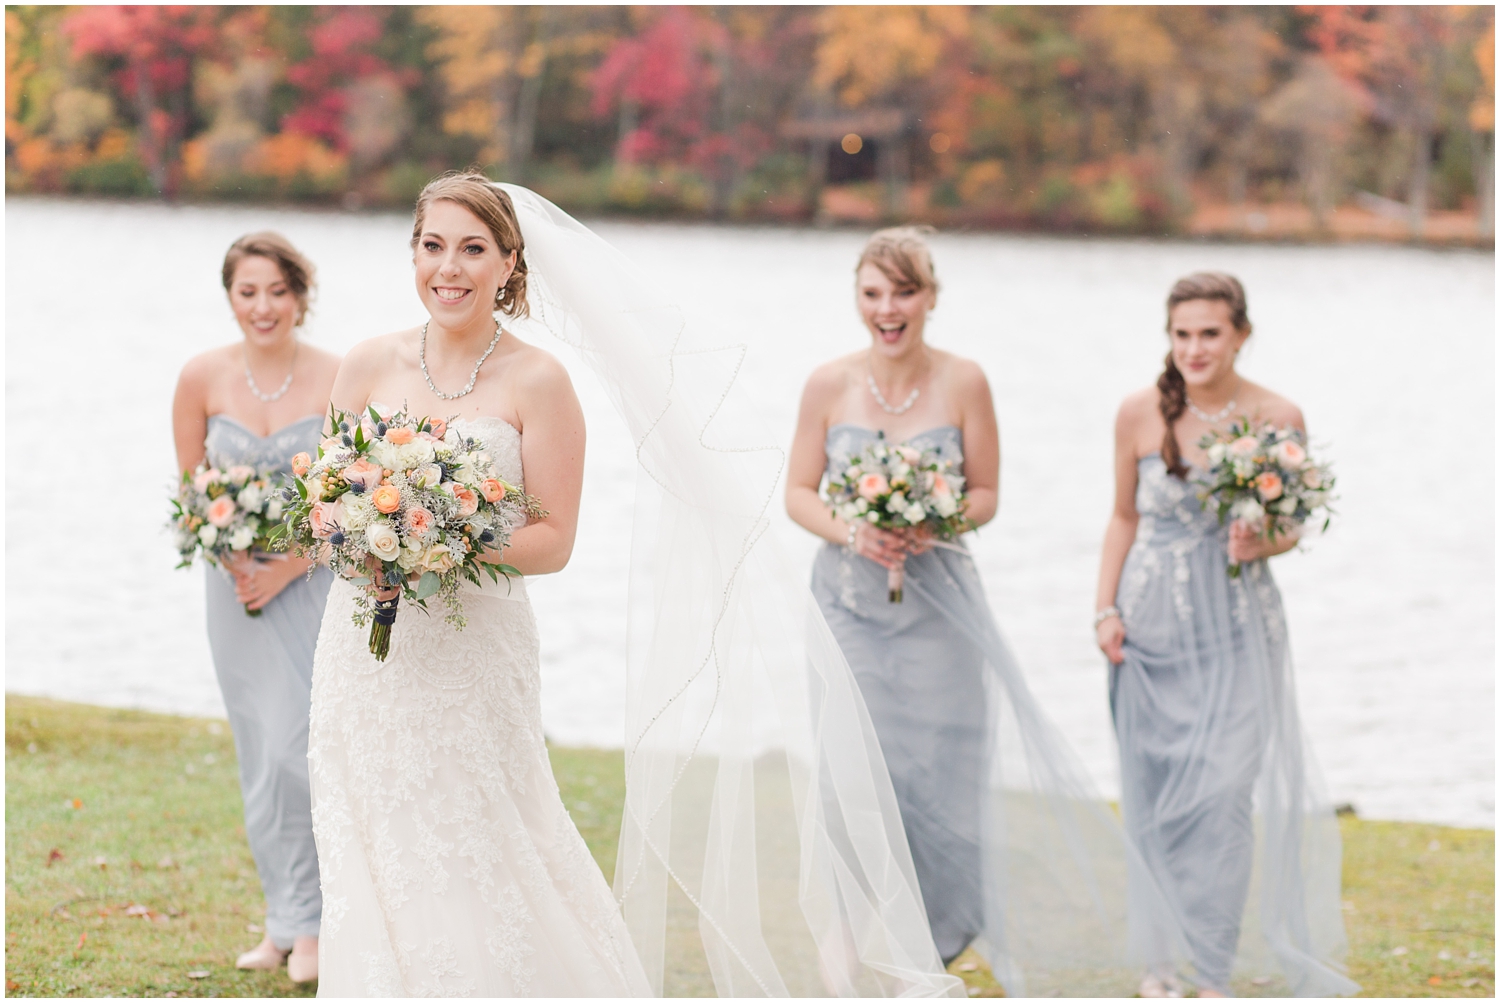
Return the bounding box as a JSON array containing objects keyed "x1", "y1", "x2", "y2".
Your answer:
[
  {"x1": 410, "y1": 169, "x2": 529, "y2": 318},
  {"x1": 856, "y1": 225, "x2": 939, "y2": 296},
  {"x1": 221, "y1": 231, "x2": 316, "y2": 324}
]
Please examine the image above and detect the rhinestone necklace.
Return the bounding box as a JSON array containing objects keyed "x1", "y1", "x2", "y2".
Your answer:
[
  {"x1": 867, "y1": 371, "x2": 921, "y2": 416},
  {"x1": 1185, "y1": 380, "x2": 1240, "y2": 424},
  {"x1": 420, "y1": 321, "x2": 504, "y2": 400},
  {"x1": 245, "y1": 345, "x2": 297, "y2": 403}
]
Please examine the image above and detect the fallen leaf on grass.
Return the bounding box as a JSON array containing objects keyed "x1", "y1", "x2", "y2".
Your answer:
[
  {"x1": 1429, "y1": 976, "x2": 1443, "y2": 986},
  {"x1": 246, "y1": 923, "x2": 263, "y2": 933},
  {"x1": 187, "y1": 969, "x2": 210, "y2": 979},
  {"x1": 124, "y1": 904, "x2": 152, "y2": 918},
  {"x1": 46, "y1": 848, "x2": 63, "y2": 866},
  {"x1": 1391, "y1": 946, "x2": 1409, "y2": 956},
  {"x1": 157, "y1": 856, "x2": 179, "y2": 870},
  {"x1": 75, "y1": 932, "x2": 86, "y2": 950},
  {"x1": 6, "y1": 980, "x2": 19, "y2": 991},
  {"x1": 93, "y1": 855, "x2": 108, "y2": 870}
]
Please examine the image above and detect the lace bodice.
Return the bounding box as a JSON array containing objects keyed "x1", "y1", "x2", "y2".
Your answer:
[
  {"x1": 205, "y1": 414, "x2": 322, "y2": 474},
  {"x1": 371, "y1": 405, "x2": 524, "y2": 490}
]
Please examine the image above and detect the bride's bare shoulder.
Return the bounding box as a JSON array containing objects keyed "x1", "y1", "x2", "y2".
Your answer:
[{"x1": 506, "y1": 338, "x2": 576, "y2": 399}]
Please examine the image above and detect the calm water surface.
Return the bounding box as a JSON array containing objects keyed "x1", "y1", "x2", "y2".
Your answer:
[{"x1": 6, "y1": 198, "x2": 1493, "y2": 827}]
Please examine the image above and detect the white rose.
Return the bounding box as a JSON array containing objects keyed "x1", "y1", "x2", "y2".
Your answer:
[
  {"x1": 1207, "y1": 442, "x2": 1228, "y2": 466},
  {"x1": 198, "y1": 524, "x2": 219, "y2": 547},
  {"x1": 886, "y1": 491, "x2": 907, "y2": 511},
  {"x1": 265, "y1": 498, "x2": 284, "y2": 522},
  {"x1": 410, "y1": 463, "x2": 444, "y2": 490},
  {"x1": 1230, "y1": 497, "x2": 1265, "y2": 523},
  {"x1": 1276, "y1": 497, "x2": 1298, "y2": 515},
  {"x1": 365, "y1": 521, "x2": 401, "y2": 561},
  {"x1": 934, "y1": 494, "x2": 958, "y2": 518},
  {"x1": 228, "y1": 525, "x2": 256, "y2": 551},
  {"x1": 905, "y1": 503, "x2": 926, "y2": 522},
  {"x1": 237, "y1": 483, "x2": 264, "y2": 512},
  {"x1": 454, "y1": 454, "x2": 482, "y2": 486}
]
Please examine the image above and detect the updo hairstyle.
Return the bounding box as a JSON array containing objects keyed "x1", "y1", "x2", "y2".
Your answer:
[
  {"x1": 1158, "y1": 271, "x2": 1252, "y2": 478},
  {"x1": 221, "y1": 231, "x2": 316, "y2": 325},
  {"x1": 410, "y1": 170, "x2": 529, "y2": 318},
  {"x1": 856, "y1": 225, "x2": 940, "y2": 298}
]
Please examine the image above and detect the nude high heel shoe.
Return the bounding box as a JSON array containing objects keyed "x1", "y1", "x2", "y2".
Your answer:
[
  {"x1": 235, "y1": 935, "x2": 289, "y2": 971},
  {"x1": 287, "y1": 935, "x2": 319, "y2": 983}
]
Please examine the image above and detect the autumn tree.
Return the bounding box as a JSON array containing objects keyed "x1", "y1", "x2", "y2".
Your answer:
[{"x1": 63, "y1": 5, "x2": 222, "y2": 196}]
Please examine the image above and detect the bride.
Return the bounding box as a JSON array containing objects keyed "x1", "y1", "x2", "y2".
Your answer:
[
  {"x1": 310, "y1": 172, "x2": 967, "y2": 998},
  {"x1": 308, "y1": 173, "x2": 650, "y2": 995}
]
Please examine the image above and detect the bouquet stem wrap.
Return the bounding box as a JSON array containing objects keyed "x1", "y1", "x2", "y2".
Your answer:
[
  {"x1": 369, "y1": 592, "x2": 400, "y2": 660},
  {"x1": 888, "y1": 557, "x2": 905, "y2": 603}
]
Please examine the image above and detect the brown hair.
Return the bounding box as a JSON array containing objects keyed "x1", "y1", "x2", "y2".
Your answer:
[
  {"x1": 221, "y1": 231, "x2": 316, "y2": 325},
  {"x1": 856, "y1": 225, "x2": 939, "y2": 296},
  {"x1": 1158, "y1": 271, "x2": 1252, "y2": 478},
  {"x1": 410, "y1": 169, "x2": 529, "y2": 318}
]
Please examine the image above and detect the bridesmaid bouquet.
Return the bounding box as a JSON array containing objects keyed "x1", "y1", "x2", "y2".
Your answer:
[
  {"x1": 823, "y1": 435, "x2": 971, "y2": 602},
  {"x1": 273, "y1": 404, "x2": 545, "y2": 660},
  {"x1": 1198, "y1": 419, "x2": 1335, "y2": 577},
  {"x1": 171, "y1": 463, "x2": 289, "y2": 616}
]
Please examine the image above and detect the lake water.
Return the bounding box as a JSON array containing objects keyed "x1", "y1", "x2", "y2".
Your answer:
[{"x1": 5, "y1": 197, "x2": 1493, "y2": 828}]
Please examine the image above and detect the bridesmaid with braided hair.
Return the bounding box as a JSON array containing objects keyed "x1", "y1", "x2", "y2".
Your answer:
[{"x1": 1094, "y1": 273, "x2": 1357, "y2": 998}]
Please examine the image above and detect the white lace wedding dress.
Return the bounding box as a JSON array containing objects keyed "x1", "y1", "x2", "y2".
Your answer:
[{"x1": 307, "y1": 414, "x2": 651, "y2": 997}]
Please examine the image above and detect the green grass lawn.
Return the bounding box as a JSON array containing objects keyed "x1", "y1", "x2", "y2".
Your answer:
[{"x1": 6, "y1": 696, "x2": 1493, "y2": 997}]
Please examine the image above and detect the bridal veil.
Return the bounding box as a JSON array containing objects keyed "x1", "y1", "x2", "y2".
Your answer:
[{"x1": 497, "y1": 184, "x2": 1179, "y2": 997}]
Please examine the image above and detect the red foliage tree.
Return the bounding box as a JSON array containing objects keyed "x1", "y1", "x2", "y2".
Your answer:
[
  {"x1": 63, "y1": 5, "x2": 221, "y2": 195},
  {"x1": 281, "y1": 7, "x2": 389, "y2": 152}
]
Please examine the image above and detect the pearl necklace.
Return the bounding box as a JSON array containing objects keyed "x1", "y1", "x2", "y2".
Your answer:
[
  {"x1": 867, "y1": 372, "x2": 920, "y2": 415},
  {"x1": 245, "y1": 346, "x2": 296, "y2": 403},
  {"x1": 1185, "y1": 382, "x2": 1240, "y2": 424},
  {"x1": 420, "y1": 321, "x2": 503, "y2": 400}
]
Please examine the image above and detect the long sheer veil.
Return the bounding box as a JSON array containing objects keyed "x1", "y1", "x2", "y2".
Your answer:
[
  {"x1": 499, "y1": 185, "x2": 964, "y2": 997},
  {"x1": 498, "y1": 185, "x2": 1201, "y2": 998}
]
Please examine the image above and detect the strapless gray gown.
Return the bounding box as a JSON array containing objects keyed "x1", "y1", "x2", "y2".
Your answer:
[
  {"x1": 811, "y1": 424, "x2": 1173, "y2": 996},
  {"x1": 203, "y1": 414, "x2": 332, "y2": 949},
  {"x1": 1112, "y1": 455, "x2": 1356, "y2": 995}
]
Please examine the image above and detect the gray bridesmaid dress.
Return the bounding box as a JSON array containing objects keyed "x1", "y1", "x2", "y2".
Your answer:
[
  {"x1": 1111, "y1": 454, "x2": 1357, "y2": 996},
  {"x1": 811, "y1": 424, "x2": 1176, "y2": 996},
  {"x1": 203, "y1": 414, "x2": 332, "y2": 949}
]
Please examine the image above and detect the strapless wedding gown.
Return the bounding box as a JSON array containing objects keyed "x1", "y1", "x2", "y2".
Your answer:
[{"x1": 307, "y1": 414, "x2": 650, "y2": 997}]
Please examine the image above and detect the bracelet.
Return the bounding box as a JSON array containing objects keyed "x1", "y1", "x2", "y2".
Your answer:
[
  {"x1": 1093, "y1": 606, "x2": 1121, "y2": 628},
  {"x1": 845, "y1": 521, "x2": 859, "y2": 549}
]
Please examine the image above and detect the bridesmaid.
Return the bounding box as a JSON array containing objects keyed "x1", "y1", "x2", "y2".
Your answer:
[
  {"x1": 1094, "y1": 272, "x2": 1356, "y2": 997},
  {"x1": 171, "y1": 232, "x2": 340, "y2": 983},
  {"x1": 786, "y1": 227, "x2": 998, "y2": 966}
]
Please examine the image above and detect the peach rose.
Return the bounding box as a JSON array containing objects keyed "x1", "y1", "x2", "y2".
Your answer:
[
  {"x1": 427, "y1": 418, "x2": 448, "y2": 439},
  {"x1": 422, "y1": 543, "x2": 456, "y2": 573},
  {"x1": 309, "y1": 499, "x2": 344, "y2": 539},
  {"x1": 320, "y1": 435, "x2": 343, "y2": 453},
  {"x1": 1229, "y1": 436, "x2": 1260, "y2": 458},
  {"x1": 449, "y1": 483, "x2": 479, "y2": 517},
  {"x1": 207, "y1": 495, "x2": 238, "y2": 528},
  {"x1": 342, "y1": 458, "x2": 384, "y2": 492},
  {"x1": 857, "y1": 473, "x2": 890, "y2": 502},
  {"x1": 193, "y1": 468, "x2": 222, "y2": 493},
  {"x1": 403, "y1": 505, "x2": 434, "y2": 538},
  {"x1": 1301, "y1": 467, "x2": 1323, "y2": 490},
  {"x1": 479, "y1": 478, "x2": 507, "y2": 503},
  {"x1": 290, "y1": 452, "x2": 312, "y2": 477},
  {"x1": 1273, "y1": 440, "x2": 1307, "y2": 468},
  {"x1": 1255, "y1": 471, "x2": 1284, "y2": 502},
  {"x1": 372, "y1": 484, "x2": 402, "y2": 514},
  {"x1": 386, "y1": 426, "x2": 415, "y2": 445},
  {"x1": 227, "y1": 465, "x2": 256, "y2": 484}
]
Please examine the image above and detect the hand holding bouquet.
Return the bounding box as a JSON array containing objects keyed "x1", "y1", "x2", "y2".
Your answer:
[
  {"x1": 1198, "y1": 419, "x2": 1335, "y2": 577},
  {"x1": 823, "y1": 435, "x2": 972, "y2": 601},
  {"x1": 274, "y1": 404, "x2": 545, "y2": 660},
  {"x1": 171, "y1": 463, "x2": 289, "y2": 616}
]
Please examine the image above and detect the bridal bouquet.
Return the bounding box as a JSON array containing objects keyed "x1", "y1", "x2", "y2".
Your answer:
[
  {"x1": 273, "y1": 404, "x2": 545, "y2": 660},
  {"x1": 1198, "y1": 419, "x2": 1335, "y2": 577},
  {"x1": 823, "y1": 435, "x2": 972, "y2": 602},
  {"x1": 171, "y1": 463, "x2": 289, "y2": 616}
]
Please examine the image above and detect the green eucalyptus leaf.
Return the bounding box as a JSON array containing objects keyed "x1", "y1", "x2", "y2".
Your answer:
[{"x1": 415, "y1": 570, "x2": 442, "y2": 600}]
